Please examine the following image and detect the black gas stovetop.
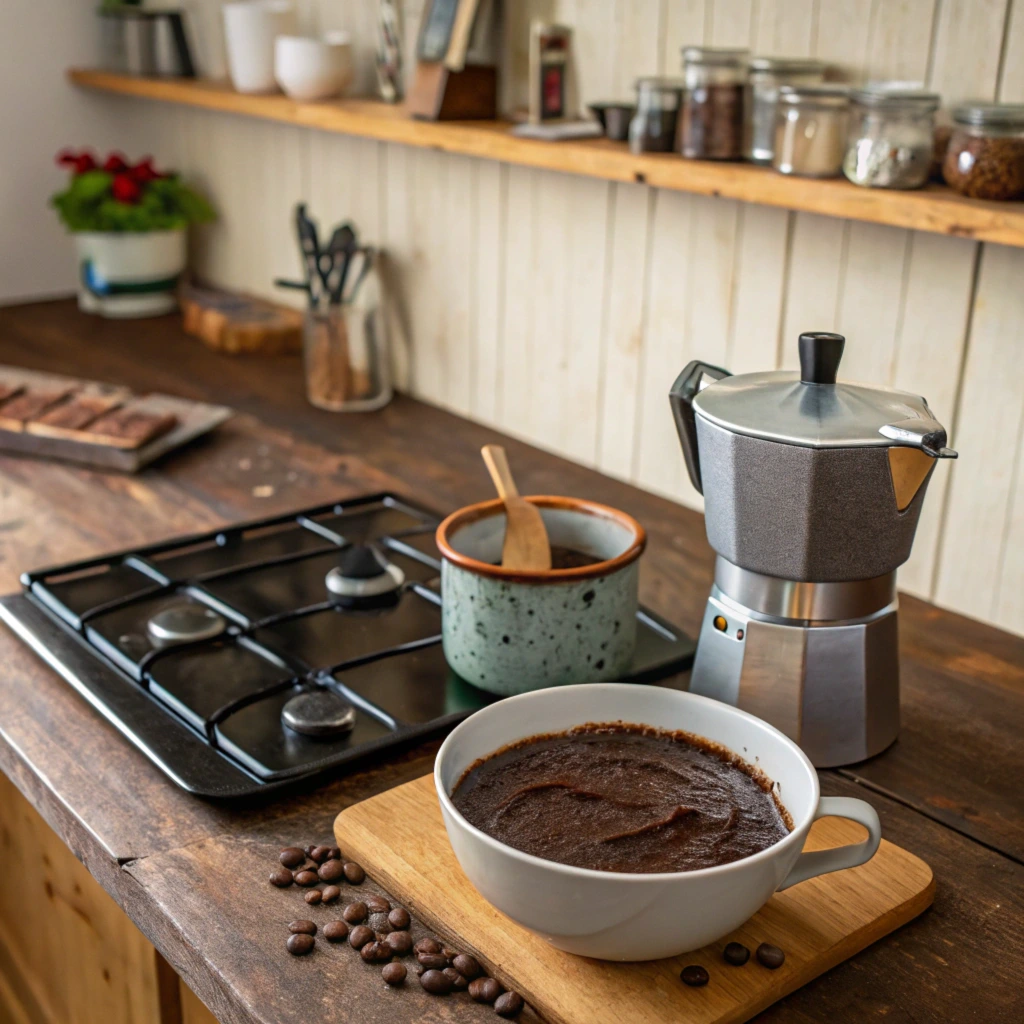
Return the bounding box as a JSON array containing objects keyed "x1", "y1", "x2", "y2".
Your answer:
[{"x1": 0, "y1": 493, "x2": 695, "y2": 798}]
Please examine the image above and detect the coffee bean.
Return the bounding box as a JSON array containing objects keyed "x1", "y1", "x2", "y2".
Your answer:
[
  {"x1": 310, "y1": 845, "x2": 330, "y2": 864},
  {"x1": 385, "y1": 930, "x2": 413, "y2": 955},
  {"x1": 382, "y1": 961, "x2": 407, "y2": 985},
  {"x1": 288, "y1": 920, "x2": 317, "y2": 936},
  {"x1": 723, "y1": 941, "x2": 750, "y2": 966},
  {"x1": 443, "y1": 967, "x2": 469, "y2": 991},
  {"x1": 304, "y1": 844, "x2": 316, "y2": 857},
  {"x1": 469, "y1": 977, "x2": 502, "y2": 1004},
  {"x1": 286, "y1": 933, "x2": 315, "y2": 956},
  {"x1": 417, "y1": 952, "x2": 449, "y2": 970},
  {"x1": 317, "y1": 859, "x2": 345, "y2": 883},
  {"x1": 388, "y1": 907, "x2": 411, "y2": 930},
  {"x1": 323, "y1": 920, "x2": 349, "y2": 942},
  {"x1": 342, "y1": 901, "x2": 368, "y2": 924},
  {"x1": 368, "y1": 912, "x2": 391, "y2": 934},
  {"x1": 419, "y1": 969, "x2": 452, "y2": 995},
  {"x1": 414, "y1": 937, "x2": 443, "y2": 956},
  {"x1": 304, "y1": 890, "x2": 322, "y2": 906},
  {"x1": 495, "y1": 991, "x2": 524, "y2": 1017},
  {"x1": 756, "y1": 943, "x2": 785, "y2": 970},
  {"x1": 443, "y1": 946, "x2": 459, "y2": 960},
  {"x1": 453, "y1": 953, "x2": 482, "y2": 980},
  {"x1": 361, "y1": 940, "x2": 392, "y2": 963},
  {"x1": 328, "y1": 846, "x2": 342, "y2": 861},
  {"x1": 348, "y1": 924, "x2": 374, "y2": 950},
  {"x1": 321, "y1": 885, "x2": 341, "y2": 904},
  {"x1": 269, "y1": 868, "x2": 293, "y2": 888},
  {"x1": 342, "y1": 861, "x2": 365, "y2": 884},
  {"x1": 279, "y1": 846, "x2": 306, "y2": 869},
  {"x1": 680, "y1": 965, "x2": 709, "y2": 987},
  {"x1": 294, "y1": 870, "x2": 319, "y2": 887},
  {"x1": 364, "y1": 894, "x2": 391, "y2": 913}
]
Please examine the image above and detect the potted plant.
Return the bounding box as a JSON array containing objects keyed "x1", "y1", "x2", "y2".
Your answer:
[{"x1": 51, "y1": 149, "x2": 214, "y2": 318}]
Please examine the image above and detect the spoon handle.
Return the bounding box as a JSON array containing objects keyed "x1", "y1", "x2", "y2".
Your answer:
[{"x1": 481, "y1": 444, "x2": 519, "y2": 500}]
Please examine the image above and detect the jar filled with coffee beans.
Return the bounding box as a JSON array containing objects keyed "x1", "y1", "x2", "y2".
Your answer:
[
  {"x1": 942, "y1": 103, "x2": 1024, "y2": 200},
  {"x1": 843, "y1": 86, "x2": 939, "y2": 189},
  {"x1": 745, "y1": 56, "x2": 827, "y2": 163},
  {"x1": 773, "y1": 85, "x2": 850, "y2": 177},
  {"x1": 629, "y1": 77, "x2": 685, "y2": 153},
  {"x1": 677, "y1": 46, "x2": 748, "y2": 160}
]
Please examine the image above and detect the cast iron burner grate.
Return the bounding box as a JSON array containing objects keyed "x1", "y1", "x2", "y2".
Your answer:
[{"x1": 0, "y1": 494, "x2": 695, "y2": 798}]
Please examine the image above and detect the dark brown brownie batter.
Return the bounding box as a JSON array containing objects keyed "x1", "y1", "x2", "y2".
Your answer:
[{"x1": 452, "y1": 724, "x2": 791, "y2": 873}]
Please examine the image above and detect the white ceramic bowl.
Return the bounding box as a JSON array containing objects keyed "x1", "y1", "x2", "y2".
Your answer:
[
  {"x1": 274, "y1": 32, "x2": 354, "y2": 101},
  {"x1": 223, "y1": 1, "x2": 297, "y2": 94},
  {"x1": 435, "y1": 683, "x2": 881, "y2": 961}
]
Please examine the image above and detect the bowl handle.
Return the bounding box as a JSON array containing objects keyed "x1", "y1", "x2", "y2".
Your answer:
[{"x1": 777, "y1": 796, "x2": 881, "y2": 891}]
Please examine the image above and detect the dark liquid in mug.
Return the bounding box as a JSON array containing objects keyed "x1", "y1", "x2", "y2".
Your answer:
[
  {"x1": 452, "y1": 724, "x2": 791, "y2": 873},
  {"x1": 488, "y1": 546, "x2": 603, "y2": 569}
]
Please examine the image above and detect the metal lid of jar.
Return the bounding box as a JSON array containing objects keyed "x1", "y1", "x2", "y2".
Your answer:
[
  {"x1": 952, "y1": 102, "x2": 1024, "y2": 127},
  {"x1": 692, "y1": 332, "x2": 953, "y2": 453},
  {"x1": 749, "y1": 56, "x2": 827, "y2": 75},
  {"x1": 634, "y1": 75, "x2": 685, "y2": 90},
  {"x1": 777, "y1": 84, "x2": 850, "y2": 108},
  {"x1": 681, "y1": 46, "x2": 748, "y2": 67},
  {"x1": 852, "y1": 84, "x2": 939, "y2": 110}
]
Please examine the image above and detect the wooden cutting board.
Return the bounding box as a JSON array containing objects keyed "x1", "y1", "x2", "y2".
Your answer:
[{"x1": 335, "y1": 774, "x2": 934, "y2": 1024}]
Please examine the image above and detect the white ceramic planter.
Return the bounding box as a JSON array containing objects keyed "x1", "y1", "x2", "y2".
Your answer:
[
  {"x1": 223, "y1": 0, "x2": 297, "y2": 93},
  {"x1": 75, "y1": 230, "x2": 186, "y2": 319}
]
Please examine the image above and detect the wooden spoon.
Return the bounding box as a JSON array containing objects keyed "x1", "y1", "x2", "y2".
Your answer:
[{"x1": 481, "y1": 445, "x2": 551, "y2": 571}]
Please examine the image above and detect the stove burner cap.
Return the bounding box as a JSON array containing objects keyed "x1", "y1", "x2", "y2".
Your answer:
[
  {"x1": 146, "y1": 602, "x2": 226, "y2": 647},
  {"x1": 281, "y1": 689, "x2": 357, "y2": 737},
  {"x1": 325, "y1": 544, "x2": 405, "y2": 606}
]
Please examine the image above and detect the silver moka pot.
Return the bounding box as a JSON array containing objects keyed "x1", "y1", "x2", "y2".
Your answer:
[{"x1": 670, "y1": 332, "x2": 956, "y2": 767}]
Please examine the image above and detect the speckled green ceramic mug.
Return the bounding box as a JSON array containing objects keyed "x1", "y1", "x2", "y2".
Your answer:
[{"x1": 435, "y1": 497, "x2": 646, "y2": 695}]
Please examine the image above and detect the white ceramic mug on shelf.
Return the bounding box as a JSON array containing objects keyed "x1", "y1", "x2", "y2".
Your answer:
[
  {"x1": 435, "y1": 683, "x2": 882, "y2": 961},
  {"x1": 223, "y1": 0, "x2": 296, "y2": 93},
  {"x1": 274, "y1": 32, "x2": 354, "y2": 101}
]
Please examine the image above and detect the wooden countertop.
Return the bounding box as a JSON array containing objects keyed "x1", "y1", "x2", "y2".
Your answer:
[{"x1": 0, "y1": 300, "x2": 1021, "y2": 1024}]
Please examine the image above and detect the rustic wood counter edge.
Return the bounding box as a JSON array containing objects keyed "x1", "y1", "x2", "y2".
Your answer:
[{"x1": 0, "y1": 300, "x2": 1021, "y2": 1024}]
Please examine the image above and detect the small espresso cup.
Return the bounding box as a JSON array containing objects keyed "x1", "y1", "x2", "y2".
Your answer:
[{"x1": 435, "y1": 497, "x2": 645, "y2": 695}]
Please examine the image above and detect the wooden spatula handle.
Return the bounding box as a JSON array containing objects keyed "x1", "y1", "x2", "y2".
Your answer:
[{"x1": 481, "y1": 445, "x2": 519, "y2": 500}]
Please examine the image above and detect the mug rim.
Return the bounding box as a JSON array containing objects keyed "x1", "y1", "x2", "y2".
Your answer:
[
  {"x1": 435, "y1": 496, "x2": 646, "y2": 583},
  {"x1": 434, "y1": 683, "x2": 820, "y2": 884}
]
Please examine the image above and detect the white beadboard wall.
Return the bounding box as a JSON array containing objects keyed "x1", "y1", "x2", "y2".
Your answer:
[{"x1": 130, "y1": 0, "x2": 1022, "y2": 636}]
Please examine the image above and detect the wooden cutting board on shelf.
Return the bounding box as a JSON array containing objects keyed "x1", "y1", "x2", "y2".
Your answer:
[{"x1": 335, "y1": 774, "x2": 934, "y2": 1024}]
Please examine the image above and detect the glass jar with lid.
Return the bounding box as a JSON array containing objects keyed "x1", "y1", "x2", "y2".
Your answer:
[
  {"x1": 745, "y1": 57, "x2": 827, "y2": 163},
  {"x1": 843, "y1": 86, "x2": 939, "y2": 189},
  {"x1": 628, "y1": 77, "x2": 684, "y2": 153},
  {"x1": 677, "y1": 46, "x2": 748, "y2": 160},
  {"x1": 772, "y1": 85, "x2": 850, "y2": 177},
  {"x1": 942, "y1": 103, "x2": 1024, "y2": 200}
]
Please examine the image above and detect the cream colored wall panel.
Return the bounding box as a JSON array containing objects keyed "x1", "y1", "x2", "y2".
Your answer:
[
  {"x1": 559, "y1": 0, "x2": 621, "y2": 104},
  {"x1": 381, "y1": 142, "x2": 414, "y2": 391},
  {"x1": 471, "y1": 160, "x2": 506, "y2": 427},
  {"x1": 862, "y1": 0, "x2": 937, "y2": 84},
  {"x1": 928, "y1": 0, "x2": 1009, "y2": 99},
  {"x1": 813, "y1": 0, "x2": 873, "y2": 78},
  {"x1": 780, "y1": 213, "x2": 846, "y2": 354},
  {"x1": 709, "y1": 0, "x2": 755, "y2": 47},
  {"x1": 752, "y1": 0, "x2": 816, "y2": 55},
  {"x1": 314, "y1": 0, "x2": 380, "y2": 95},
  {"x1": 184, "y1": 0, "x2": 228, "y2": 79},
  {"x1": 610, "y1": 0, "x2": 664, "y2": 96},
  {"x1": 998, "y1": 0, "x2": 1024, "y2": 100},
  {"x1": 310, "y1": 133, "x2": 384, "y2": 244},
  {"x1": 686, "y1": 195, "x2": 740, "y2": 363},
  {"x1": 662, "y1": 0, "x2": 708, "y2": 70}
]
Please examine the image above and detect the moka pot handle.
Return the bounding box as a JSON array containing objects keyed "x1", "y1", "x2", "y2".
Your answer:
[{"x1": 669, "y1": 361, "x2": 731, "y2": 495}]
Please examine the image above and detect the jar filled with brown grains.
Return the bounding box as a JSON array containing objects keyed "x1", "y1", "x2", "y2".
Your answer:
[
  {"x1": 677, "y1": 46, "x2": 748, "y2": 160},
  {"x1": 942, "y1": 103, "x2": 1024, "y2": 200},
  {"x1": 745, "y1": 56, "x2": 827, "y2": 163},
  {"x1": 629, "y1": 77, "x2": 685, "y2": 153},
  {"x1": 772, "y1": 85, "x2": 850, "y2": 177}
]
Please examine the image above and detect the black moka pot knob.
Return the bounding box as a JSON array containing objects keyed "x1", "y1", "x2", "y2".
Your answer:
[{"x1": 798, "y1": 332, "x2": 845, "y2": 384}]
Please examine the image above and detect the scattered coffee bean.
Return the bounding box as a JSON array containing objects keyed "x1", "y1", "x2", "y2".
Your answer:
[
  {"x1": 317, "y1": 859, "x2": 345, "y2": 883},
  {"x1": 286, "y1": 933, "x2": 315, "y2": 956},
  {"x1": 304, "y1": 844, "x2": 316, "y2": 857},
  {"x1": 385, "y1": 930, "x2": 413, "y2": 955},
  {"x1": 453, "y1": 953, "x2": 482, "y2": 980},
  {"x1": 723, "y1": 941, "x2": 750, "y2": 966},
  {"x1": 321, "y1": 885, "x2": 341, "y2": 904},
  {"x1": 469, "y1": 977, "x2": 502, "y2": 1004},
  {"x1": 348, "y1": 925, "x2": 374, "y2": 950},
  {"x1": 323, "y1": 920, "x2": 349, "y2": 942},
  {"x1": 304, "y1": 890, "x2": 323, "y2": 906},
  {"x1": 342, "y1": 901, "x2": 368, "y2": 924},
  {"x1": 495, "y1": 991, "x2": 524, "y2": 1017},
  {"x1": 443, "y1": 967, "x2": 469, "y2": 991},
  {"x1": 756, "y1": 943, "x2": 785, "y2": 970},
  {"x1": 328, "y1": 846, "x2": 342, "y2": 861},
  {"x1": 342, "y1": 861, "x2": 366, "y2": 884},
  {"x1": 294, "y1": 870, "x2": 319, "y2": 887},
  {"x1": 680, "y1": 964, "x2": 709, "y2": 987},
  {"x1": 414, "y1": 937, "x2": 443, "y2": 956},
  {"x1": 382, "y1": 961, "x2": 407, "y2": 986},
  {"x1": 269, "y1": 868, "x2": 293, "y2": 888},
  {"x1": 364, "y1": 894, "x2": 391, "y2": 913},
  {"x1": 368, "y1": 912, "x2": 391, "y2": 934},
  {"x1": 419, "y1": 969, "x2": 452, "y2": 995},
  {"x1": 388, "y1": 907, "x2": 411, "y2": 930},
  {"x1": 279, "y1": 846, "x2": 306, "y2": 869},
  {"x1": 288, "y1": 920, "x2": 317, "y2": 936},
  {"x1": 361, "y1": 940, "x2": 392, "y2": 963},
  {"x1": 310, "y1": 845, "x2": 330, "y2": 864},
  {"x1": 417, "y1": 952, "x2": 450, "y2": 970},
  {"x1": 443, "y1": 946, "x2": 459, "y2": 960}
]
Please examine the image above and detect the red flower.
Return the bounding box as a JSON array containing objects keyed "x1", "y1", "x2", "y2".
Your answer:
[
  {"x1": 111, "y1": 172, "x2": 143, "y2": 204},
  {"x1": 56, "y1": 148, "x2": 96, "y2": 174},
  {"x1": 103, "y1": 152, "x2": 129, "y2": 173},
  {"x1": 129, "y1": 156, "x2": 163, "y2": 182}
]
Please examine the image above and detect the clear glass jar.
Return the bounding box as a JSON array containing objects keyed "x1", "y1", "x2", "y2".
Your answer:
[
  {"x1": 628, "y1": 77, "x2": 684, "y2": 153},
  {"x1": 677, "y1": 47, "x2": 748, "y2": 160},
  {"x1": 745, "y1": 57, "x2": 827, "y2": 163},
  {"x1": 942, "y1": 103, "x2": 1024, "y2": 200},
  {"x1": 773, "y1": 85, "x2": 850, "y2": 177},
  {"x1": 843, "y1": 87, "x2": 939, "y2": 189}
]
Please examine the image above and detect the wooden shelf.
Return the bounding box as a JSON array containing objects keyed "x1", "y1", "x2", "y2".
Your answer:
[{"x1": 70, "y1": 69, "x2": 1024, "y2": 247}]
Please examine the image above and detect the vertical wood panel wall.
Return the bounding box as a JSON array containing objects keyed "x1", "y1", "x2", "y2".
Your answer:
[{"x1": 143, "y1": 0, "x2": 1021, "y2": 635}]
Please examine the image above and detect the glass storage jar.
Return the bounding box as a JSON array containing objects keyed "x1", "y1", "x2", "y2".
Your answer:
[
  {"x1": 677, "y1": 46, "x2": 748, "y2": 159},
  {"x1": 745, "y1": 57, "x2": 827, "y2": 163},
  {"x1": 843, "y1": 87, "x2": 939, "y2": 189},
  {"x1": 629, "y1": 77, "x2": 684, "y2": 153},
  {"x1": 942, "y1": 103, "x2": 1024, "y2": 200},
  {"x1": 772, "y1": 85, "x2": 850, "y2": 177}
]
